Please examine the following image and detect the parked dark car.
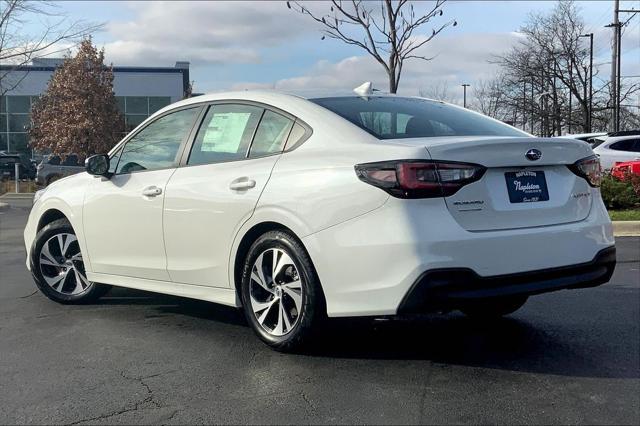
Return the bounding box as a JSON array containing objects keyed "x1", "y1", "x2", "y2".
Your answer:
[
  {"x1": 36, "y1": 154, "x2": 85, "y2": 186},
  {"x1": 0, "y1": 154, "x2": 37, "y2": 180}
]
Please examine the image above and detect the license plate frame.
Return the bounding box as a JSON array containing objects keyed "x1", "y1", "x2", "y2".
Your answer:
[{"x1": 505, "y1": 170, "x2": 549, "y2": 203}]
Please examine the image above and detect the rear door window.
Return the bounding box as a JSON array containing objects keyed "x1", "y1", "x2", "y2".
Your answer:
[
  {"x1": 284, "y1": 122, "x2": 309, "y2": 151},
  {"x1": 249, "y1": 110, "x2": 293, "y2": 158},
  {"x1": 187, "y1": 104, "x2": 263, "y2": 165}
]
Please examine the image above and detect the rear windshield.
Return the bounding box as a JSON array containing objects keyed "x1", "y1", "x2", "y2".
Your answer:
[{"x1": 310, "y1": 96, "x2": 528, "y2": 140}]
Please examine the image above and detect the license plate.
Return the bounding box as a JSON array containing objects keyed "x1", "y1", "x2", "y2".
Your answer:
[{"x1": 505, "y1": 171, "x2": 549, "y2": 203}]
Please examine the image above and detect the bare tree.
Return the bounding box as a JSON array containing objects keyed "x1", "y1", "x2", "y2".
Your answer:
[
  {"x1": 287, "y1": 0, "x2": 456, "y2": 93},
  {"x1": 491, "y1": 1, "x2": 639, "y2": 134},
  {"x1": 0, "y1": 0, "x2": 101, "y2": 94},
  {"x1": 473, "y1": 76, "x2": 512, "y2": 121},
  {"x1": 418, "y1": 80, "x2": 457, "y2": 103}
]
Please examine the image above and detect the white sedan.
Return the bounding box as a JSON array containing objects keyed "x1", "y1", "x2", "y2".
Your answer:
[
  {"x1": 24, "y1": 89, "x2": 616, "y2": 351},
  {"x1": 556, "y1": 132, "x2": 608, "y2": 146},
  {"x1": 592, "y1": 132, "x2": 640, "y2": 170}
]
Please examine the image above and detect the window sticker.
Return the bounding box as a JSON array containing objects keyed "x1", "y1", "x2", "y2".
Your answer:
[{"x1": 201, "y1": 112, "x2": 251, "y2": 153}]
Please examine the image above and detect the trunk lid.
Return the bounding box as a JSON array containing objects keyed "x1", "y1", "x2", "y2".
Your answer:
[{"x1": 412, "y1": 136, "x2": 595, "y2": 231}]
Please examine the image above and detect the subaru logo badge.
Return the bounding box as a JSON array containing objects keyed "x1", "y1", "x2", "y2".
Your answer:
[{"x1": 525, "y1": 149, "x2": 542, "y2": 161}]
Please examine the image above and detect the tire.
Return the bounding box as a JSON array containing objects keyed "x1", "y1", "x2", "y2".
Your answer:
[
  {"x1": 30, "y1": 218, "x2": 111, "y2": 304},
  {"x1": 240, "y1": 230, "x2": 325, "y2": 352},
  {"x1": 460, "y1": 295, "x2": 528, "y2": 319}
]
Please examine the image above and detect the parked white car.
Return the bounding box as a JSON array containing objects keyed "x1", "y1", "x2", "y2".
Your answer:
[
  {"x1": 592, "y1": 131, "x2": 640, "y2": 170},
  {"x1": 556, "y1": 132, "x2": 608, "y2": 146},
  {"x1": 24, "y1": 89, "x2": 616, "y2": 351}
]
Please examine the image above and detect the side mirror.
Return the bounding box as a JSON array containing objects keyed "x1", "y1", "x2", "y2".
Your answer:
[{"x1": 85, "y1": 154, "x2": 110, "y2": 177}]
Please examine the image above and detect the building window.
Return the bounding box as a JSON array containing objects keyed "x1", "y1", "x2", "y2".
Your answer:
[
  {"x1": 0, "y1": 96, "x2": 32, "y2": 155},
  {"x1": 126, "y1": 96, "x2": 148, "y2": 114},
  {"x1": 0, "y1": 95, "x2": 173, "y2": 157},
  {"x1": 125, "y1": 114, "x2": 148, "y2": 131},
  {"x1": 116, "y1": 96, "x2": 125, "y2": 113},
  {"x1": 9, "y1": 114, "x2": 30, "y2": 132},
  {"x1": 149, "y1": 97, "x2": 171, "y2": 114},
  {"x1": 117, "y1": 96, "x2": 172, "y2": 132},
  {"x1": 8, "y1": 133, "x2": 28, "y2": 153},
  {"x1": 7, "y1": 96, "x2": 31, "y2": 113}
]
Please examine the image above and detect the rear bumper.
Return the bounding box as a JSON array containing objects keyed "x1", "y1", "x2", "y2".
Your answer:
[
  {"x1": 398, "y1": 246, "x2": 616, "y2": 313},
  {"x1": 303, "y1": 193, "x2": 615, "y2": 317}
]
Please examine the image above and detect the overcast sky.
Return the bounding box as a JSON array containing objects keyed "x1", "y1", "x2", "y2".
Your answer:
[{"x1": 32, "y1": 1, "x2": 640, "y2": 100}]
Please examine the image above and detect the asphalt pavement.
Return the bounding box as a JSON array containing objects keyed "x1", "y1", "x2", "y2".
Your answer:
[{"x1": 1, "y1": 201, "x2": 638, "y2": 425}]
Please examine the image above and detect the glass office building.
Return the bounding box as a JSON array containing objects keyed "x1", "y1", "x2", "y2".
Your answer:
[{"x1": 0, "y1": 59, "x2": 190, "y2": 158}]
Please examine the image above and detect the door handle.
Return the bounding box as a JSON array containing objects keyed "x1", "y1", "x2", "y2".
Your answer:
[
  {"x1": 142, "y1": 186, "x2": 162, "y2": 197},
  {"x1": 229, "y1": 177, "x2": 256, "y2": 191}
]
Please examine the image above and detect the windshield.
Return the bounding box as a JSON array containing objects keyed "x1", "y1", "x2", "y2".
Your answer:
[{"x1": 310, "y1": 96, "x2": 529, "y2": 140}]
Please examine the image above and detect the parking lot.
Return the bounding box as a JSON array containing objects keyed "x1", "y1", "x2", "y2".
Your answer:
[{"x1": 1, "y1": 199, "x2": 638, "y2": 425}]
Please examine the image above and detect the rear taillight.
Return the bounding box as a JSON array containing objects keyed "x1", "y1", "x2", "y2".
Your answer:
[
  {"x1": 568, "y1": 155, "x2": 601, "y2": 187},
  {"x1": 355, "y1": 160, "x2": 486, "y2": 199}
]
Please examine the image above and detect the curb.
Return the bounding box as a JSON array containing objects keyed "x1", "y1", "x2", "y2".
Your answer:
[
  {"x1": 0, "y1": 202, "x2": 8, "y2": 212},
  {"x1": 0, "y1": 192, "x2": 35, "y2": 200},
  {"x1": 613, "y1": 221, "x2": 640, "y2": 237}
]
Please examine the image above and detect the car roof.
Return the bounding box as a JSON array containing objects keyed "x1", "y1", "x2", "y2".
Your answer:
[
  {"x1": 164, "y1": 89, "x2": 423, "y2": 111},
  {"x1": 110, "y1": 89, "x2": 392, "y2": 155},
  {"x1": 607, "y1": 129, "x2": 640, "y2": 137},
  {"x1": 604, "y1": 134, "x2": 640, "y2": 142},
  {"x1": 557, "y1": 132, "x2": 607, "y2": 139}
]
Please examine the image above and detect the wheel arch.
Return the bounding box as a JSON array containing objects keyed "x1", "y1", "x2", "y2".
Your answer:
[
  {"x1": 37, "y1": 208, "x2": 69, "y2": 232},
  {"x1": 230, "y1": 220, "x2": 326, "y2": 311},
  {"x1": 28, "y1": 196, "x2": 91, "y2": 273},
  {"x1": 232, "y1": 221, "x2": 292, "y2": 297}
]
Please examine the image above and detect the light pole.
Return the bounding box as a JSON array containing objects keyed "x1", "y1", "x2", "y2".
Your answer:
[
  {"x1": 606, "y1": 7, "x2": 639, "y2": 131},
  {"x1": 579, "y1": 33, "x2": 594, "y2": 132},
  {"x1": 461, "y1": 83, "x2": 470, "y2": 108}
]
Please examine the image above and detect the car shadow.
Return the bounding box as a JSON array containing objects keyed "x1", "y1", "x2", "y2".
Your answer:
[
  {"x1": 97, "y1": 287, "x2": 637, "y2": 380},
  {"x1": 97, "y1": 287, "x2": 247, "y2": 327},
  {"x1": 308, "y1": 315, "x2": 638, "y2": 380}
]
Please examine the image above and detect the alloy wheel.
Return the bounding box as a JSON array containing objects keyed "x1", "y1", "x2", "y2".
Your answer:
[
  {"x1": 38, "y1": 233, "x2": 91, "y2": 295},
  {"x1": 249, "y1": 248, "x2": 304, "y2": 337}
]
